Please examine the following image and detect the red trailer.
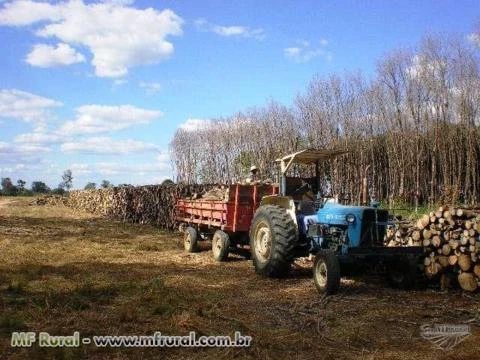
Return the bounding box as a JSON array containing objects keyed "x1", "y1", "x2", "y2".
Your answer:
[{"x1": 176, "y1": 184, "x2": 278, "y2": 261}]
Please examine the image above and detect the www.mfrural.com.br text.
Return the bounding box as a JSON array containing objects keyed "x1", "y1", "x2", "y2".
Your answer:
[{"x1": 11, "y1": 331, "x2": 252, "y2": 348}]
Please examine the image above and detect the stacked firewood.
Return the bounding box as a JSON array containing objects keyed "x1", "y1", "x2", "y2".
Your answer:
[
  {"x1": 67, "y1": 184, "x2": 213, "y2": 230},
  {"x1": 30, "y1": 194, "x2": 69, "y2": 206},
  {"x1": 386, "y1": 206, "x2": 480, "y2": 291}
]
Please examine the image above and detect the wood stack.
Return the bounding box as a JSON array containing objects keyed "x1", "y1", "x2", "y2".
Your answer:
[
  {"x1": 387, "y1": 206, "x2": 480, "y2": 292},
  {"x1": 385, "y1": 219, "x2": 419, "y2": 247},
  {"x1": 30, "y1": 194, "x2": 69, "y2": 206},
  {"x1": 197, "y1": 186, "x2": 230, "y2": 201},
  {"x1": 67, "y1": 184, "x2": 213, "y2": 230}
]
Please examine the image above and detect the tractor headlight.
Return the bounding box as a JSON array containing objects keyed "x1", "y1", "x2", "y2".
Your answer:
[{"x1": 346, "y1": 214, "x2": 356, "y2": 224}]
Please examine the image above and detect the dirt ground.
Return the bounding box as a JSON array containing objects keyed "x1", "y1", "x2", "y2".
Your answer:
[{"x1": 0, "y1": 197, "x2": 479, "y2": 360}]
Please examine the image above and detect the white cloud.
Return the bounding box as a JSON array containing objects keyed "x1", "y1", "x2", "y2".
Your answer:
[
  {"x1": 96, "y1": 161, "x2": 169, "y2": 175},
  {"x1": 68, "y1": 160, "x2": 169, "y2": 177},
  {"x1": 14, "y1": 132, "x2": 63, "y2": 144},
  {"x1": 0, "y1": 1, "x2": 184, "y2": 77},
  {"x1": 113, "y1": 79, "x2": 127, "y2": 87},
  {"x1": 179, "y1": 118, "x2": 213, "y2": 132},
  {"x1": 0, "y1": 0, "x2": 61, "y2": 26},
  {"x1": 25, "y1": 42, "x2": 85, "y2": 67},
  {"x1": 60, "y1": 104, "x2": 162, "y2": 135},
  {"x1": 157, "y1": 150, "x2": 170, "y2": 163},
  {"x1": 0, "y1": 144, "x2": 42, "y2": 166},
  {"x1": 284, "y1": 39, "x2": 331, "y2": 63},
  {"x1": 61, "y1": 136, "x2": 158, "y2": 154},
  {"x1": 0, "y1": 141, "x2": 51, "y2": 155},
  {"x1": 0, "y1": 89, "x2": 62, "y2": 122},
  {"x1": 195, "y1": 18, "x2": 265, "y2": 40},
  {"x1": 69, "y1": 163, "x2": 92, "y2": 176},
  {"x1": 139, "y1": 81, "x2": 161, "y2": 95}
]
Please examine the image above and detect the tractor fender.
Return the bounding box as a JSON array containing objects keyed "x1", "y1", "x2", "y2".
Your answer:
[{"x1": 259, "y1": 196, "x2": 298, "y2": 227}]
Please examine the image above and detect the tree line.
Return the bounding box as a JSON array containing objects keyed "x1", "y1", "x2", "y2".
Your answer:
[
  {"x1": 0, "y1": 170, "x2": 74, "y2": 196},
  {"x1": 170, "y1": 33, "x2": 480, "y2": 207},
  {"x1": 0, "y1": 169, "x2": 115, "y2": 196}
]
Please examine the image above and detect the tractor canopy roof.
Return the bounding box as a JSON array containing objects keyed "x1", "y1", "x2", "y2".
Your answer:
[{"x1": 276, "y1": 148, "x2": 348, "y2": 174}]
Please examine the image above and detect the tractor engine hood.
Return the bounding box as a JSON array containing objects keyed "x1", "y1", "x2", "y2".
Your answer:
[
  {"x1": 316, "y1": 202, "x2": 378, "y2": 225},
  {"x1": 316, "y1": 203, "x2": 389, "y2": 248}
]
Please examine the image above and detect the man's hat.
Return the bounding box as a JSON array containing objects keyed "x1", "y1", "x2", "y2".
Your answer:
[{"x1": 250, "y1": 165, "x2": 258, "y2": 172}]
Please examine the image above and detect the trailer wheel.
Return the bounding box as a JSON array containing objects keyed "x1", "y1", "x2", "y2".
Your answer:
[
  {"x1": 387, "y1": 257, "x2": 416, "y2": 289},
  {"x1": 212, "y1": 230, "x2": 230, "y2": 262},
  {"x1": 184, "y1": 227, "x2": 199, "y2": 253},
  {"x1": 250, "y1": 205, "x2": 297, "y2": 277},
  {"x1": 313, "y1": 250, "x2": 341, "y2": 295}
]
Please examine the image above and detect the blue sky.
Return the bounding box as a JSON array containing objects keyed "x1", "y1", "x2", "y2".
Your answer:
[{"x1": 0, "y1": 0, "x2": 478, "y2": 189}]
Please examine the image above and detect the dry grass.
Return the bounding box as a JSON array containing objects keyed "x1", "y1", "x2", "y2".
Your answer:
[{"x1": 0, "y1": 197, "x2": 479, "y2": 359}]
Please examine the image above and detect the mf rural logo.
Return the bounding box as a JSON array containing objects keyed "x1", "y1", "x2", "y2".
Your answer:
[{"x1": 420, "y1": 324, "x2": 471, "y2": 351}]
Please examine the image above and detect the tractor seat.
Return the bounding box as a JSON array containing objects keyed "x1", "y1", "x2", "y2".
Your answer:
[{"x1": 297, "y1": 200, "x2": 316, "y2": 215}]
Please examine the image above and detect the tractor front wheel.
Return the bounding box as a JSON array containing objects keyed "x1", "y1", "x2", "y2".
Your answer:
[
  {"x1": 212, "y1": 230, "x2": 230, "y2": 261},
  {"x1": 184, "y1": 226, "x2": 199, "y2": 253},
  {"x1": 313, "y1": 250, "x2": 341, "y2": 295},
  {"x1": 249, "y1": 205, "x2": 297, "y2": 277}
]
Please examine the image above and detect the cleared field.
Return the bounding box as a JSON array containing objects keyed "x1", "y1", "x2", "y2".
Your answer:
[{"x1": 0, "y1": 197, "x2": 479, "y2": 360}]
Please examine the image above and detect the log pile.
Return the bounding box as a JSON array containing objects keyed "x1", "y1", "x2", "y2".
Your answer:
[
  {"x1": 386, "y1": 206, "x2": 480, "y2": 292},
  {"x1": 188, "y1": 185, "x2": 230, "y2": 201},
  {"x1": 67, "y1": 184, "x2": 213, "y2": 230},
  {"x1": 29, "y1": 194, "x2": 69, "y2": 206}
]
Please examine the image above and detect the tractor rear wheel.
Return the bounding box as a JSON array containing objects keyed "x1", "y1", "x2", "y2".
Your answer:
[
  {"x1": 212, "y1": 230, "x2": 230, "y2": 261},
  {"x1": 249, "y1": 205, "x2": 297, "y2": 277},
  {"x1": 184, "y1": 226, "x2": 199, "y2": 253},
  {"x1": 313, "y1": 250, "x2": 341, "y2": 294}
]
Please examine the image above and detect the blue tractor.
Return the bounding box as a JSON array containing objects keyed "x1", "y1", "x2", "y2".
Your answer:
[{"x1": 249, "y1": 149, "x2": 422, "y2": 294}]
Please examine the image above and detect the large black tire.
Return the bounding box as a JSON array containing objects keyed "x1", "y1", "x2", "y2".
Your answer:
[
  {"x1": 212, "y1": 230, "x2": 230, "y2": 262},
  {"x1": 249, "y1": 205, "x2": 297, "y2": 277},
  {"x1": 386, "y1": 257, "x2": 417, "y2": 289},
  {"x1": 184, "y1": 226, "x2": 199, "y2": 253},
  {"x1": 313, "y1": 250, "x2": 341, "y2": 295}
]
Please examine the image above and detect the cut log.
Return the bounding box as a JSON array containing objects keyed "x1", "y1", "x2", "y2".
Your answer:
[
  {"x1": 424, "y1": 257, "x2": 431, "y2": 267},
  {"x1": 442, "y1": 229, "x2": 449, "y2": 240},
  {"x1": 441, "y1": 244, "x2": 451, "y2": 256},
  {"x1": 412, "y1": 230, "x2": 421, "y2": 241},
  {"x1": 458, "y1": 272, "x2": 478, "y2": 292},
  {"x1": 448, "y1": 255, "x2": 458, "y2": 266},
  {"x1": 474, "y1": 264, "x2": 480, "y2": 278},
  {"x1": 422, "y1": 229, "x2": 432, "y2": 239},
  {"x1": 438, "y1": 255, "x2": 449, "y2": 268},
  {"x1": 448, "y1": 239, "x2": 459, "y2": 250},
  {"x1": 458, "y1": 254, "x2": 472, "y2": 271},
  {"x1": 425, "y1": 262, "x2": 441, "y2": 277},
  {"x1": 431, "y1": 235, "x2": 442, "y2": 248},
  {"x1": 417, "y1": 215, "x2": 430, "y2": 230}
]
